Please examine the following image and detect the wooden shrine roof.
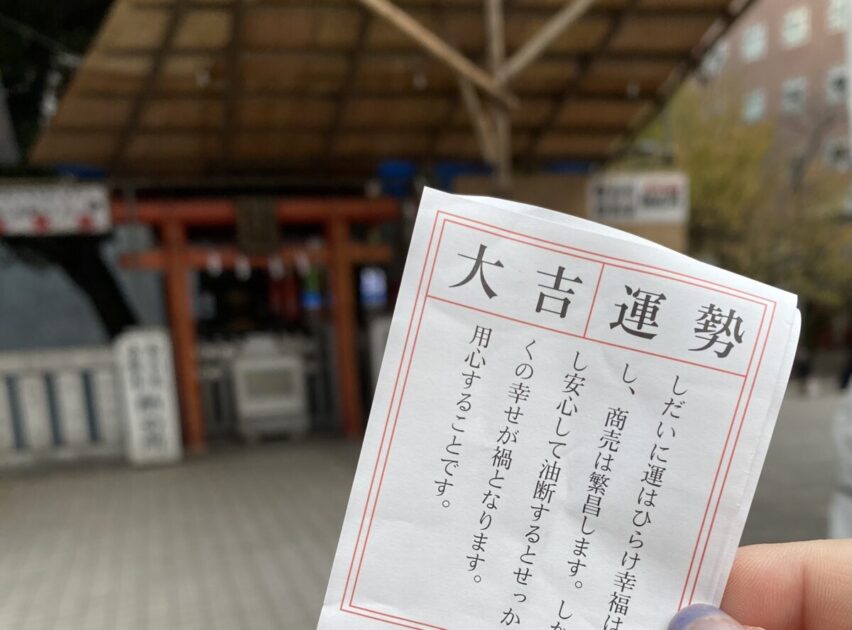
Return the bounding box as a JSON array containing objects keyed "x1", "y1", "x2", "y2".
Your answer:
[{"x1": 29, "y1": 0, "x2": 752, "y2": 177}]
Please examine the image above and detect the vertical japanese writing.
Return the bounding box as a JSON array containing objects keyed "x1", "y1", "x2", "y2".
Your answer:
[
  {"x1": 435, "y1": 324, "x2": 494, "y2": 505},
  {"x1": 468, "y1": 339, "x2": 537, "y2": 625},
  {"x1": 129, "y1": 342, "x2": 168, "y2": 448},
  {"x1": 566, "y1": 405, "x2": 630, "y2": 590},
  {"x1": 543, "y1": 351, "x2": 588, "y2": 629},
  {"x1": 332, "y1": 213, "x2": 781, "y2": 630},
  {"x1": 503, "y1": 351, "x2": 589, "y2": 627},
  {"x1": 603, "y1": 376, "x2": 689, "y2": 630},
  {"x1": 496, "y1": 340, "x2": 539, "y2": 626}
]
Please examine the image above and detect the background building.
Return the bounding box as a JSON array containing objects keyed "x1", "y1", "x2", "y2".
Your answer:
[{"x1": 703, "y1": 0, "x2": 851, "y2": 169}]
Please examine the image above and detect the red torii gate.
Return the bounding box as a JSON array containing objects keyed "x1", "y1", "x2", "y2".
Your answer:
[{"x1": 112, "y1": 197, "x2": 399, "y2": 451}]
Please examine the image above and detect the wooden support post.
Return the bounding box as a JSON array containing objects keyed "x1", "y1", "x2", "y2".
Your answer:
[
  {"x1": 355, "y1": 0, "x2": 518, "y2": 108},
  {"x1": 458, "y1": 77, "x2": 497, "y2": 164},
  {"x1": 162, "y1": 219, "x2": 205, "y2": 452},
  {"x1": 485, "y1": 0, "x2": 512, "y2": 193},
  {"x1": 326, "y1": 218, "x2": 364, "y2": 438}
]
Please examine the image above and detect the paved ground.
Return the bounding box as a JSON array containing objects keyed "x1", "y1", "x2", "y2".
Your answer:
[
  {"x1": 0, "y1": 441, "x2": 360, "y2": 630},
  {"x1": 0, "y1": 391, "x2": 842, "y2": 630},
  {"x1": 741, "y1": 389, "x2": 840, "y2": 544}
]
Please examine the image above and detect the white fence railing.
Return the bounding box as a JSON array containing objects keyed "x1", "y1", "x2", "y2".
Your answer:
[{"x1": 0, "y1": 346, "x2": 124, "y2": 465}]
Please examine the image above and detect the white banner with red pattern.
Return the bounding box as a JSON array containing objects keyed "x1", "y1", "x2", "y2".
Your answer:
[{"x1": 0, "y1": 183, "x2": 110, "y2": 236}]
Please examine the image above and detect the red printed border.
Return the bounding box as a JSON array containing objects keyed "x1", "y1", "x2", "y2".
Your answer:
[{"x1": 339, "y1": 210, "x2": 777, "y2": 628}]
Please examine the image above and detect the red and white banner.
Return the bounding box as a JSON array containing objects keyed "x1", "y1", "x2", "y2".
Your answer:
[{"x1": 0, "y1": 183, "x2": 110, "y2": 236}]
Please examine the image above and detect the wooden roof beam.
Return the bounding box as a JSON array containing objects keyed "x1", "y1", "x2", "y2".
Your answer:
[
  {"x1": 45, "y1": 122, "x2": 632, "y2": 136},
  {"x1": 485, "y1": 0, "x2": 512, "y2": 191},
  {"x1": 98, "y1": 46, "x2": 692, "y2": 71},
  {"x1": 130, "y1": 0, "x2": 730, "y2": 21},
  {"x1": 497, "y1": 0, "x2": 597, "y2": 85},
  {"x1": 112, "y1": 197, "x2": 400, "y2": 226},
  {"x1": 108, "y1": 0, "x2": 187, "y2": 170},
  {"x1": 354, "y1": 0, "x2": 518, "y2": 108},
  {"x1": 612, "y1": 0, "x2": 759, "y2": 160},
  {"x1": 524, "y1": 0, "x2": 640, "y2": 161},
  {"x1": 120, "y1": 243, "x2": 393, "y2": 270},
  {"x1": 75, "y1": 86, "x2": 655, "y2": 103},
  {"x1": 223, "y1": 0, "x2": 245, "y2": 160},
  {"x1": 458, "y1": 77, "x2": 498, "y2": 164},
  {"x1": 99, "y1": 46, "x2": 691, "y2": 66},
  {"x1": 324, "y1": 10, "x2": 371, "y2": 158}
]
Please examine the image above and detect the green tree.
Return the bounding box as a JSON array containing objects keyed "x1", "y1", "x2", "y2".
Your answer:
[{"x1": 624, "y1": 80, "x2": 852, "y2": 309}]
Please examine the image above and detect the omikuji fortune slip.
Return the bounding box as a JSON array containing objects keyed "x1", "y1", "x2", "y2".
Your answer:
[{"x1": 318, "y1": 188, "x2": 801, "y2": 630}]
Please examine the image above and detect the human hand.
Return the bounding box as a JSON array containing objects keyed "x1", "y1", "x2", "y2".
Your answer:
[{"x1": 669, "y1": 539, "x2": 852, "y2": 630}]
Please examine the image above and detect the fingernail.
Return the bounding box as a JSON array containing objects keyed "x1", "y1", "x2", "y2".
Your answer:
[{"x1": 669, "y1": 604, "x2": 744, "y2": 630}]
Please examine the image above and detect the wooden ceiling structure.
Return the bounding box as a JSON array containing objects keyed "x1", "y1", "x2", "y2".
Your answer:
[{"x1": 30, "y1": 0, "x2": 754, "y2": 182}]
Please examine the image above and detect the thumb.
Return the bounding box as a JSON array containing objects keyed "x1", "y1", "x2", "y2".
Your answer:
[{"x1": 669, "y1": 604, "x2": 764, "y2": 630}]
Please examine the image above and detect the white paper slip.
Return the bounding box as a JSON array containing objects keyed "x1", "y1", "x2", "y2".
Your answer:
[{"x1": 318, "y1": 187, "x2": 801, "y2": 630}]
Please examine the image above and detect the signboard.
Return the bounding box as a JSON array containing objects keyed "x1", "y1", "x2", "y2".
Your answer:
[
  {"x1": 115, "y1": 328, "x2": 182, "y2": 465},
  {"x1": 235, "y1": 196, "x2": 280, "y2": 255},
  {"x1": 0, "y1": 183, "x2": 110, "y2": 235},
  {"x1": 587, "y1": 171, "x2": 689, "y2": 224}
]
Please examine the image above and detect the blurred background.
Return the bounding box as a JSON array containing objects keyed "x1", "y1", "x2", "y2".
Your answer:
[{"x1": 0, "y1": 0, "x2": 851, "y2": 628}]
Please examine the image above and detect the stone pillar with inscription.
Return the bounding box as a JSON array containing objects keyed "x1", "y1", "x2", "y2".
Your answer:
[{"x1": 115, "y1": 328, "x2": 183, "y2": 465}]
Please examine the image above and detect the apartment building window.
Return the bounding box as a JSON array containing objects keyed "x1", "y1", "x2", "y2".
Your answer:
[
  {"x1": 828, "y1": 0, "x2": 848, "y2": 32},
  {"x1": 742, "y1": 88, "x2": 766, "y2": 122},
  {"x1": 782, "y1": 6, "x2": 811, "y2": 47},
  {"x1": 741, "y1": 22, "x2": 767, "y2": 61},
  {"x1": 702, "y1": 41, "x2": 728, "y2": 76},
  {"x1": 781, "y1": 77, "x2": 808, "y2": 113},
  {"x1": 824, "y1": 137, "x2": 850, "y2": 170},
  {"x1": 826, "y1": 65, "x2": 847, "y2": 104}
]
